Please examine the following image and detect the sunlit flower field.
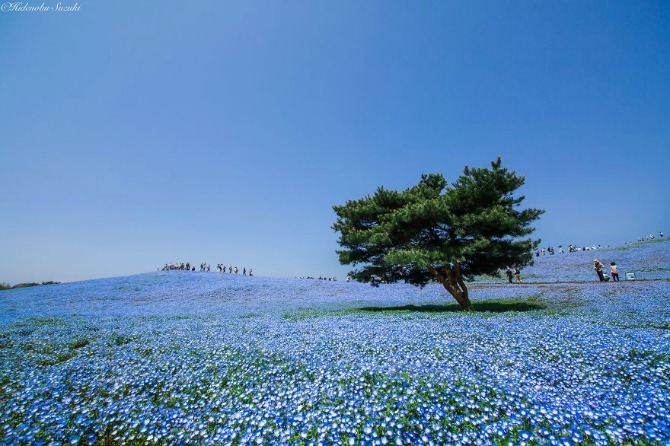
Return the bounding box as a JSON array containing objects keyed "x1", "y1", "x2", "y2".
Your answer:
[{"x1": 1, "y1": 240, "x2": 669, "y2": 445}]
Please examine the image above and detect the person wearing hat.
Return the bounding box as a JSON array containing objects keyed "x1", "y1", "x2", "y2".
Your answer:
[{"x1": 593, "y1": 259, "x2": 606, "y2": 282}]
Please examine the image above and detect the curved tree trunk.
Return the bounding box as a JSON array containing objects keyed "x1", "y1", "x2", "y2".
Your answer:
[{"x1": 429, "y1": 264, "x2": 474, "y2": 311}]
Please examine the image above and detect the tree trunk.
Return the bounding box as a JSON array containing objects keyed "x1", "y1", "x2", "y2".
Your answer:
[{"x1": 429, "y1": 264, "x2": 474, "y2": 311}]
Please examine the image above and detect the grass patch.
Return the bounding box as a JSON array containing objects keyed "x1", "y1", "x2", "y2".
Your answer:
[
  {"x1": 54, "y1": 351, "x2": 76, "y2": 364},
  {"x1": 281, "y1": 296, "x2": 551, "y2": 320},
  {"x1": 166, "y1": 315, "x2": 192, "y2": 320},
  {"x1": 281, "y1": 308, "x2": 338, "y2": 321},
  {"x1": 282, "y1": 310, "x2": 321, "y2": 321},
  {"x1": 68, "y1": 338, "x2": 90, "y2": 350},
  {"x1": 134, "y1": 346, "x2": 153, "y2": 357},
  {"x1": 110, "y1": 333, "x2": 134, "y2": 346},
  {"x1": 357, "y1": 298, "x2": 547, "y2": 314},
  {"x1": 25, "y1": 317, "x2": 67, "y2": 326}
]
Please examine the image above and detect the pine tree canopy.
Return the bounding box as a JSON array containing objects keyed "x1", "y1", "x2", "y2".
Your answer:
[{"x1": 332, "y1": 158, "x2": 544, "y2": 310}]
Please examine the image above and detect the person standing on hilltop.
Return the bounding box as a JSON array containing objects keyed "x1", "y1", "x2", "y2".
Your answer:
[
  {"x1": 610, "y1": 262, "x2": 620, "y2": 282},
  {"x1": 593, "y1": 259, "x2": 606, "y2": 282}
]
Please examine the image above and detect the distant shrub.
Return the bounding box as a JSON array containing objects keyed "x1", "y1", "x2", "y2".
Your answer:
[
  {"x1": 0, "y1": 281, "x2": 60, "y2": 291},
  {"x1": 11, "y1": 283, "x2": 41, "y2": 289}
]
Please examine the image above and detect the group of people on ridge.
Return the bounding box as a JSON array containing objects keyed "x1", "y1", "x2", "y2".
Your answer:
[
  {"x1": 161, "y1": 262, "x2": 253, "y2": 276},
  {"x1": 637, "y1": 231, "x2": 664, "y2": 242},
  {"x1": 217, "y1": 264, "x2": 252, "y2": 276}
]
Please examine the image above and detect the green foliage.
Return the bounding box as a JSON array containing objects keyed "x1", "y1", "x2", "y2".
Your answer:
[
  {"x1": 332, "y1": 158, "x2": 544, "y2": 285},
  {"x1": 10, "y1": 283, "x2": 41, "y2": 289},
  {"x1": 0, "y1": 281, "x2": 60, "y2": 291}
]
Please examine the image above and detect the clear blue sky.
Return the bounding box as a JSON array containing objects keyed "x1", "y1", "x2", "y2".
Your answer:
[{"x1": 1, "y1": 1, "x2": 668, "y2": 284}]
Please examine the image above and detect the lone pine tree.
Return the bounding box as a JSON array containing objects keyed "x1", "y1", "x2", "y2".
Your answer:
[{"x1": 332, "y1": 158, "x2": 544, "y2": 311}]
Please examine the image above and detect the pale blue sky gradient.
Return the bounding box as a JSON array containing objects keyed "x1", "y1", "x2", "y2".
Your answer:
[{"x1": 1, "y1": 1, "x2": 669, "y2": 283}]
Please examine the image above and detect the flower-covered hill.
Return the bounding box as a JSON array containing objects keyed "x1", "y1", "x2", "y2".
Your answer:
[
  {"x1": 513, "y1": 238, "x2": 670, "y2": 283},
  {"x1": 0, "y1": 272, "x2": 467, "y2": 326},
  {"x1": 0, "y1": 241, "x2": 669, "y2": 445}
]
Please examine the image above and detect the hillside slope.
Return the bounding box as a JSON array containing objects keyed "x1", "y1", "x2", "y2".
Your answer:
[
  {"x1": 504, "y1": 238, "x2": 670, "y2": 283},
  {"x1": 1, "y1": 269, "x2": 544, "y2": 326},
  {"x1": 1, "y1": 238, "x2": 667, "y2": 326}
]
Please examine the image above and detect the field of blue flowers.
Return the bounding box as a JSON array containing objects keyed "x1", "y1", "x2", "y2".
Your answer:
[{"x1": 1, "y1": 239, "x2": 668, "y2": 445}]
